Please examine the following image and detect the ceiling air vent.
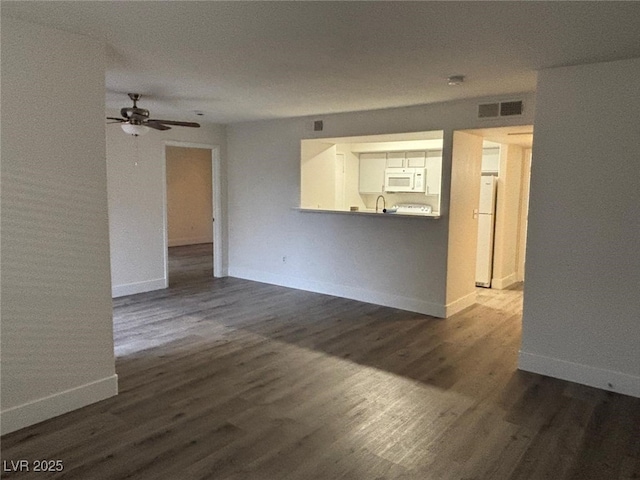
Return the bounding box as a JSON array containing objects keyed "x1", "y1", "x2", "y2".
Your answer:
[
  {"x1": 500, "y1": 100, "x2": 524, "y2": 116},
  {"x1": 478, "y1": 100, "x2": 524, "y2": 119},
  {"x1": 478, "y1": 103, "x2": 500, "y2": 119}
]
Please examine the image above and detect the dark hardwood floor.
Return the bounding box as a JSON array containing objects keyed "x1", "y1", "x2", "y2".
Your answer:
[
  {"x1": 2, "y1": 244, "x2": 639, "y2": 479},
  {"x1": 168, "y1": 243, "x2": 214, "y2": 287}
]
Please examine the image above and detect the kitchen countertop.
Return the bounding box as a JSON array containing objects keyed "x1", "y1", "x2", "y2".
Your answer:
[{"x1": 295, "y1": 207, "x2": 441, "y2": 219}]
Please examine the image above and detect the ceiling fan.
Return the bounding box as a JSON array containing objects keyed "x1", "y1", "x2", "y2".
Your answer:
[{"x1": 107, "y1": 93, "x2": 200, "y2": 136}]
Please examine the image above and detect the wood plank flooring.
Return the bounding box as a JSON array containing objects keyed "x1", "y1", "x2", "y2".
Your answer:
[{"x1": 2, "y1": 244, "x2": 639, "y2": 479}]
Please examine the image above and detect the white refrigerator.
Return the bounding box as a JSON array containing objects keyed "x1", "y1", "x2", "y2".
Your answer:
[{"x1": 476, "y1": 176, "x2": 498, "y2": 287}]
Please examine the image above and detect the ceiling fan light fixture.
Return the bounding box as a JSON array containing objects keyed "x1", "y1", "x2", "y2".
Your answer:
[{"x1": 121, "y1": 123, "x2": 150, "y2": 136}]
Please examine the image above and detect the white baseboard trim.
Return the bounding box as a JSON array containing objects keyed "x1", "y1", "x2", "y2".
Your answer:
[
  {"x1": 229, "y1": 267, "x2": 446, "y2": 318},
  {"x1": 0, "y1": 374, "x2": 118, "y2": 435},
  {"x1": 491, "y1": 272, "x2": 518, "y2": 290},
  {"x1": 168, "y1": 236, "x2": 212, "y2": 247},
  {"x1": 445, "y1": 291, "x2": 477, "y2": 317},
  {"x1": 519, "y1": 351, "x2": 640, "y2": 398},
  {"x1": 112, "y1": 278, "x2": 166, "y2": 298}
]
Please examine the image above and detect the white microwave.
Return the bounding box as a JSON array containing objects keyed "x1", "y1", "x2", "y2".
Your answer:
[{"x1": 384, "y1": 168, "x2": 426, "y2": 193}]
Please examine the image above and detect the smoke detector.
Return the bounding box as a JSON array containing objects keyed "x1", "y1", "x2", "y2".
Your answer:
[{"x1": 447, "y1": 75, "x2": 465, "y2": 86}]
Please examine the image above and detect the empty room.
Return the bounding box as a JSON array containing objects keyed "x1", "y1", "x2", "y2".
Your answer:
[{"x1": 1, "y1": 2, "x2": 639, "y2": 479}]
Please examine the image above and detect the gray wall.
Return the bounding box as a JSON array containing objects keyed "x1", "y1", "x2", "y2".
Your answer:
[
  {"x1": 227, "y1": 95, "x2": 535, "y2": 317},
  {"x1": 520, "y1": 57, "x2": 640, "y2": 397},
  {"x1": 1, "y1": 18, "x2": 117, "y2": 433},
  {"x1": 106, "y1": 118, "x2": 227, "y2": 296}
]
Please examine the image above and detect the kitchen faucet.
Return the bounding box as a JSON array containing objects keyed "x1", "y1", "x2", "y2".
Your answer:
[{"x1": 376, "y1": 195, "x2": 386, "y2": 213}]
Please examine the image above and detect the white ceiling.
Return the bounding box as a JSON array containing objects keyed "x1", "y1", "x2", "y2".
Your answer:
[{"x1": 4, "y1": 1, "x2": 640, "y2": 124}]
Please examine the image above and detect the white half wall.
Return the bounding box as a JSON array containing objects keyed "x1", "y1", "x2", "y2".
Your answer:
[
  {"x1": 520, "y1": 57, "x2": 640, "y2": 398},
  {"x1": 227, "y1": 94, "x2": 535, "y2": 318},
  {"x1": 1, "y1": 18, "x2": 117, "y2": 434},
  {"x1": 106, "y1": 121, "x2": 226, "y2": 296}
]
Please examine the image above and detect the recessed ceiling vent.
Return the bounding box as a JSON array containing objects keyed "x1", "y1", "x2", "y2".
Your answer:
[
  {"x1": 500, "y1": 100, "x2": 524, "y2": 116},
  {"x1": 478, "y1": 100, "x2": 524, "y2": 119}
]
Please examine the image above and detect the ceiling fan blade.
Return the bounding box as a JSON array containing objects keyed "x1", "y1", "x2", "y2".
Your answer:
[
  {"x1": 107, "y1": 117, "x2": 125, "y2": 122},
  {"x1": 148, "y1": 119, "x2": 201, "y2": 128},
  {"x1": 146, "y1": 121, "x2": 171, "y2": 131}
]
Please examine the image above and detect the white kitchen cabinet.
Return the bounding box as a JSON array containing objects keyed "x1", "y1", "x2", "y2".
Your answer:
[
  {"x1": 359, "y1": 152, "x2": 387, "y2": 193},
  {"x1": 425, "y1": 151, "x2": 442, "y2": 195},
  {"x1": 406, "y1": 151, "x2": 426, "y2": 168},
  {"x1": 359, "y1": 150, "x2": 440, "y2": 194},
  {"x1": 386, "y1": 151, "x2": 426, "y2": 168},
  {"x1": 386, "y1": 152, "x2": 405, "y2": 168},
  {"x1": 482, "y1": 147, "x2": 500, "y2": 174}
]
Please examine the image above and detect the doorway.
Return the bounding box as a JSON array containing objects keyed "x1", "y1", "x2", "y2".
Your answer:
[
  {"x1": 447, "y1": 126, "x2": 532, "y2": 315},
  {"x1": 163, "y1": 141, "x2": 224, "y2": 285},
  {"x1": 472, "y1": 127, "x2": 533, "y2": 289}
]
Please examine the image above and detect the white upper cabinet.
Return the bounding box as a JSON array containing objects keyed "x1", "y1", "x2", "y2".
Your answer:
[
  {"x1": 386, "y1": 152, "x2": 406, "y2": 168},
  {"x1": 482, "y1": 147, "x2": 500, "y2": 174},
  {"x1": 359, "y1": 152, "x2": 387, "y2": 194},
  {"x1": 406, "y1": 151, "x2": 426, "y2": 168},
  {"x1": 386, "y1": 151, "x2": 427, "y2": 168},
  {"x1": 359, "y1": 149, "x2": 442, "y2": 195},
  {"x1": 425, "y1": 150, "x2": 442, "y2": 195}
]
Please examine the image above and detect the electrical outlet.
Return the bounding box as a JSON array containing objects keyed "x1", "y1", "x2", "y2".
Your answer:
[{"x1": 282, "y1": 256, "x2": 287, "y2": 263}]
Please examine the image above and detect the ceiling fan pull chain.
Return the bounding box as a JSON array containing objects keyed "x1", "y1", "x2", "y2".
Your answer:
[{"x1": 133, "y1": 135, "x2": 140, "y2": 167}]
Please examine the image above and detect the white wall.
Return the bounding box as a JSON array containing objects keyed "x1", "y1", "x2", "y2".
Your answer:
[
  {"x1": 516, "y1": 149, "x2": 532, "y2": 282},
  {"x1": 300, "y1": 142, "x2": 337, "y2": 209},
  {"x1": 336, "y1": 146, "x2": 367, "y2": 212},
  {"x1": 520, "y1": 57, "x2": 640, "y2": 398},
  {"x1": 447, "y1": 131, "x2": 484, "y2": 315},
  {"x1": 492, "y1": 144, "x2": 524, "y2": 289},
  {"x1": 1, "y1": 18, "x2": 117, "y2": 434},
  {"x1": 107, "y1": 121, "x2": 226, "y2": 297},
  {"x1": 227, "y1": 94, "x2": 535, "y2": 317},
  {"x1": 166, "y1": 146, "x2": 213, "y2": 247}
]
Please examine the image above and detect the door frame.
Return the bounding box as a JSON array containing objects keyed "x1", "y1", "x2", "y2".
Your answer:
[{"x1": 162, "y1": 141, "x2": 224, "y2": 283}]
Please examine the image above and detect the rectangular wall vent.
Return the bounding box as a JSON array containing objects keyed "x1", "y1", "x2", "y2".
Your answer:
[
  {"x1": 500, "y1": 100, "x2": 524, "y2": 116},
  {"x1": 478, "y1": 100, "x2": 524, "y2": 119},
  {"x1": 478, "y1": 103, "x2": 500, "y2": 118},
  {"x1": 313, "y1": 120, "x2": 324, "y2": 131}
]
